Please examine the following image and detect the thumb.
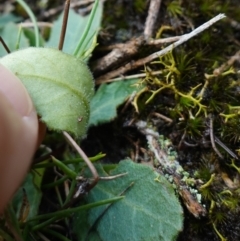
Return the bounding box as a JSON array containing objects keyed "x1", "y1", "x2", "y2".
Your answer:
[{"x1": 0, "y1": 64, "x2": 39, "y2": 212}]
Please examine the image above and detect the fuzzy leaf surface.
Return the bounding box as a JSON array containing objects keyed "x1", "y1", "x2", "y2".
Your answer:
[
  {"x1": 0, "y1": 47, "x2": 94, "y2": 137},
  {"x1": 73, "y1": 160, "x2": 183, "y2": 241}
]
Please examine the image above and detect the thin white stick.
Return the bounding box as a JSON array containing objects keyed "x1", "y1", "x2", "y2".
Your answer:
[
  {"x1": 145, "y1": 14, "x2": 226, "y2": 62},
  {"x1": 96, "y1": 14, "x2": 226, "y2": 83},
  {"x1": 18, "y1": 22, "x2": 53, "y2": 28},
  {"x1": 144, "y1": 0, "x2": 162, "y2": 38},
  {"x1": 99, "y1": 172, "x2": 128, "y2": 180},
  {"x1": 99, "y1": 70, "x2": 163, "y2": 84}
]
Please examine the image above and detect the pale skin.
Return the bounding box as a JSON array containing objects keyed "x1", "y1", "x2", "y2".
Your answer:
[{"x1": 0, "y1": 64, "x2": 45, "y2": 212}]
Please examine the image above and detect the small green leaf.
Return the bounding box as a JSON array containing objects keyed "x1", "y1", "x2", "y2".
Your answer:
[
  {"x1": 0, "y1": 22, "x2": 29, "y2": 57},
  {"x1": 73, "y1": 160, "x2": 183, "y2": 241},
  {"x1": 89, "y1": 79, "x2": 139, "y2": 126},
  {"x1": 0, "y1": 13, "x2": 22, "y2": 28},
  {"x1": 47, "y1": 3, "x2": 103, "y2": 58},
  {"x1": 23, "y1": 28, "x2": 45, "y2": 47},
  {"x1": 0, "y1": 47, "x2": 94, "y2": 137}
]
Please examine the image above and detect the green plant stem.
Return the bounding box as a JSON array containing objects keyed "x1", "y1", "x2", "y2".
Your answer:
[
  {"x1": 33, "y1": 153, "x2": 105, "y2": 169},
  {"x1": 0, "y1": 229, "x2": 15, "y2": 241},
  {"x1": 51, "y1": 156, "x2": 77, "y2": 179},
  {"x1": 16, "y1": 25, "x2": 22, "y2": 50},
  {"x1": 28, "y1": 196, "x2": 124, "y2": 222},
  {"x1": 42, "y1": 176, "x2": 68, "y2": 189},
  {"x1": 200, "y1": 174, "x2": 215, "y2": 189},
  {"x1": 16, "y1": 0, "x2": 40, "y2": 47},
  {"x1": 4, "y1": 204, "x2": 23, "y2": 241},
  {"x1": 31, "y1": 217, "x2": 57, "y2": 231},
  {"x1": 63, "y1": 179, "x2": 77, "y2": 206},
  {"x1": 43, "y1": 228, "x2": 72, "y2": 241},
  {"x1": 55, "y1": 185, "x2": 64, "y2": 207},
  {"x1": 212, "y1": 222, "x2": 227, "y2": 241},
  {"x1": 73, "y1": 0, "x2": 99, "y2": 57}
]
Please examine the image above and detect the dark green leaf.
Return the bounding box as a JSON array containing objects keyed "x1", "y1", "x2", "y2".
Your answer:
[
  {"x1": 23, "y1": 28, "x2": 45, "y2": 47},
  {"x1": 89, "y1": 79, "x2": 139, "y2": 126},
  {"x1": 73, "y1": 160, "x2": 183, "y2": 241}
]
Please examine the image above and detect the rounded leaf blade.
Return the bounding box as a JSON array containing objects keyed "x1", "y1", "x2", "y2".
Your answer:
[{"x1": 0, "y1": 47, "x2": 94, "y2": 137}]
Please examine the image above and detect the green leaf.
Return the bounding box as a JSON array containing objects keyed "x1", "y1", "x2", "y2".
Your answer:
[
  {"x1": 46, "y1": 3, "x2": 103, "y2": 58},
  {"x1": 0, "y1": 13, "x2": 22, "y2": 28},
  {"x1": 0, "y1": 22, "x2": 29, "y2": 57},
  {"x1": 89, "y1": 79, "x2": 139, "y2": 126},
  {"x1": 12, "y1": 168, "x2": 45, "y2": 222},
  {"x1": 73, "y1": 160, "x2": 183, "y2": 241},
  {"x1": 23, "y1": 28, "x2": 45, "y2": 47},
  {"x1": 0, "y1": 47, "x2": 94, "y2": 137}
]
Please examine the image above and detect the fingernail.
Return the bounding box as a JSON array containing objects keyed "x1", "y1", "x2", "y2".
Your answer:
[{"x1": 0, "y1": 64, "x2": 34, "y2": 117}]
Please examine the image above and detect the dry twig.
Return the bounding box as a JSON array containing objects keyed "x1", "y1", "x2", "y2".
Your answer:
[
  {"x1": 213, "y1": 49, "x2": 240, "y2": 76},
  {"x1": 97, "y1": 70, "x2": 162, "y2": 84},
  {"x1": 17, "y1": 22, "x2": 53, "y2": 28},
  {"x1": 93, "y1": 38, "x2": 180, "y2": 77},
  {"x1": 209, "y1": 115, "x2": 224, "y2": 159},
  {"x1": 135, "y1": 120, "x2": 207, "y2": 217},
  {"x1": 63, "y1": 131, "x2": 99, "y2": 190},
  {"x1": 92, "y1": 36, "x2": 145, "y2": 74},
  {"x1": 150, "y1": 112, "x2": 173, "y2": 124},
  {"x1": 144, "y1": 0, "x2": 162, "y2": 38},
  {"x1": 96, "y1": 14, "x2": 226, "y2": 84},
  {"x1": 98, "y1": 36, "x2": 181, "y2": 52},
  {"x1": 41, "y1": 0, "x2": 95, "y2": 19}
]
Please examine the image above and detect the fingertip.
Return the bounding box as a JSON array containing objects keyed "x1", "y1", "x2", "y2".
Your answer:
[
  {"x1": 0, "y1": 66, "x2": 39, "y2": 212},
  {"x1": 0, "y1": 64, "x2": 34, "y2": 117}
]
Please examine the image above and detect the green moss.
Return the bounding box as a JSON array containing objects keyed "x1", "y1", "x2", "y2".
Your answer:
[{"x1": 166, "y1": 0, "x2": 183, "y2": 17}]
